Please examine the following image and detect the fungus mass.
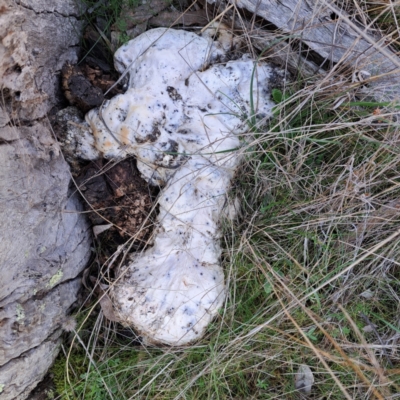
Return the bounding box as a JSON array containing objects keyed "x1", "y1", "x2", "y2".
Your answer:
[{"x1": 68, "y1": 27, "x2": 280, "y2": 345}]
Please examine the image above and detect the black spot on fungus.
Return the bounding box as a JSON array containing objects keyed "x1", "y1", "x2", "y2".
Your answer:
[
  {"x1": 135, "y1": 125, "x2": 161, "y2": 143},
  {"x1": 117, "y1": 108, "x2": 128, "y2": 122},
  {"x1": 167, "y1": 86, "x2": 182, "y2": 101}
]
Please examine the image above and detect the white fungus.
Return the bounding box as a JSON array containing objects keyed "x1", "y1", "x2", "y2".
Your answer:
[{"x1": 69, "y1": 27, "x2": 280, "y2": 345}]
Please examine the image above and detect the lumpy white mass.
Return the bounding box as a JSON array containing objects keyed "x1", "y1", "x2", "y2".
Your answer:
[{"x1": 71, "y1": 27, "x2": 279, "y2": 344}]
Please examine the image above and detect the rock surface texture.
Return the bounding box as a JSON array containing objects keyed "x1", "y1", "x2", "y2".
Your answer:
[
  {"x1": 63, "y1": 27, "x2": 283, "y2": 345},
  {"x1": 0, "y1": 1, "x2": 91, "y2": 399}
]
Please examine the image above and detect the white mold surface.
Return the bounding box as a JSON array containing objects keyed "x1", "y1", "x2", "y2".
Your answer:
[{"x1": 77, "y1": 28, "x2": 280, "y2": 344}]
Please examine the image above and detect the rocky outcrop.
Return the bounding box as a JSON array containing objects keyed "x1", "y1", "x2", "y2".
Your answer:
[{"x1": 0, "y1": 1, "x2": 91, "y2": 399}]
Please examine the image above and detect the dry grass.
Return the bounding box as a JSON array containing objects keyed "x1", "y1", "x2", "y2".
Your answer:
[{"x1": 52, "y1": 0, "x2": 400, "y2": 398}]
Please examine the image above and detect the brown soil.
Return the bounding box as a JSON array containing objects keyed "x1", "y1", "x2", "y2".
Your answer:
[{"x1": 76, "y1": 157, "x2": 155, "y2": 249}]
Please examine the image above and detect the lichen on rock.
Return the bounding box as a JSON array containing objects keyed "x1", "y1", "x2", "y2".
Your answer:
[{"x1": 63, "y1": 27, "x2": 283, "y2": 345}]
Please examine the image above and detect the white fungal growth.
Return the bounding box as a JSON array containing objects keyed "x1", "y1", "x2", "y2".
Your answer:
[{"x1": 71, "y1": 27, "x2": 280, "y2": 345}]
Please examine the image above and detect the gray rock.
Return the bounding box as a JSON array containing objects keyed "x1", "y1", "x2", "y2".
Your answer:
[
  {"x1": 0, "y1": 1, "x2": 91, "y2": 399},
  {"x1": 0, "y1": 107, "x2": 10, "y2": 128},
  {"x1": 0, "y1": 0, "x2": 83, "y2": 121},
  {"x1": 0, "y1": 122, "x2": 92, "y2": 400},
  {"x1": 0, "y1": 330, "x2": 63, "y2": 400},
  {"x1": 0, "y1": 280, "x2": 82, "y2": 400},
  {"x1": 16, "y1": 0, "x2": 84, "y2": 16}
]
